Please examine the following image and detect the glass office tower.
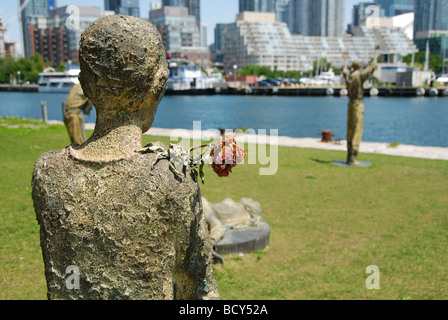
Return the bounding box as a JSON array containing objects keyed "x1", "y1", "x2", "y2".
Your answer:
[{"x1": 104, "y1": 0, "x2": 140, "y2": 17}]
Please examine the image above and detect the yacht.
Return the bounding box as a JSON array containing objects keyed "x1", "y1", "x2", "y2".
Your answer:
[
  {"x1": 314, "y1": 69, "x2": 342, "y2": 85},
  {"x1": 38, "y1": 66, "x2": 80, "y2": 93},
  {"x1": 166, "y1": 65, "x2": 214, "y2": 91}
]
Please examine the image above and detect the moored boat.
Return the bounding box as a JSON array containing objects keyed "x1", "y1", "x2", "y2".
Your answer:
[{"x1": 38, "y1": 66, "x2": 80, "y2": 93}]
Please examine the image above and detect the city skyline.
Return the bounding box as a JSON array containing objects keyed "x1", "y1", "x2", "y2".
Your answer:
[
  {"x1": 104, "y1": 0, "x2": 140, "y2": 16},
  {"x1": 1, "y1": 0, "x2": 359, "y2": 56}
]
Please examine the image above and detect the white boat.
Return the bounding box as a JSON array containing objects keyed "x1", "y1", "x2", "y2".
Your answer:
[
  {"x1": 300, "y1": 70, "x2": 342, "y2": 86},
  {"x1": 314, "y1": 70, "x2": 342, "y2": 85},
  {"x1": 166, "y1": 65, "x2": 214, "y2": 91},
  {"x1": 436, "y1": 74, "x2": 448, "y2": 84},
  {"x1": 38, "y1": 66, "x2": 80, "y2": 93}
]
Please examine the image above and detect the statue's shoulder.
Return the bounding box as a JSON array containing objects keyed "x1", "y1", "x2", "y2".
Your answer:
[
  {"x1": 138, "y1": 141, "x2": 200, "y2": 189},
  {"x1": 33, "y1": 148, "x2": 69, "y2": 171},
  {"x1": 32, "y1": 148, "x2": 72, "y2": 189}
]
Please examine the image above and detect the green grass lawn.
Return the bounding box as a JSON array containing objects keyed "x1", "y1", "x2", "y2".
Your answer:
[{"x1": 1, "y1": 117, "x2": 447, "y2": 300}]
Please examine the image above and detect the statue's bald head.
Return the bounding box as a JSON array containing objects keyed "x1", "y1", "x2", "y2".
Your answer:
[{"x1": 78, "y1": 15, "x2": 169, "y2": 112}]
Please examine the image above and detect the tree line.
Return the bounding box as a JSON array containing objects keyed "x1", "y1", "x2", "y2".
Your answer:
[{"x1": 0, "y1": 54, "x2": 67, "y2": 84}]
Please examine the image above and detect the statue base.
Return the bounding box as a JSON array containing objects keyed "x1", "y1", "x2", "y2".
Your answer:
[
  {"x1": 215, "y1": 223, "x2": 270, "y2": 255},
  {"x1": 332, "y1": 160, "x2": 373, "y2": 167}
]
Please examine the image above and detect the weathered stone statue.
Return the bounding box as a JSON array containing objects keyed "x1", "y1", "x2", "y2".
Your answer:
[
  {"x1": 32, "y1": 15, "x2": 219, "y2": 300},
  {"x1": 342, "y1": 44, "x2": 380, "y2": 166},
  {"x1": 63, "y1": 83, "x2": 92, "y2": 145}
]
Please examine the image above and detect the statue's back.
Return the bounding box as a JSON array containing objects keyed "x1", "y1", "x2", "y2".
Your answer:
[{"x1": 32, "y1": 146, "x2": 216, "y2": 300}]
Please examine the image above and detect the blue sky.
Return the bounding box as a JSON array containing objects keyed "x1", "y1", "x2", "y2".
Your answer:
[{"x1": 1, "y1": 0, "x2": 359, "y2": 55}]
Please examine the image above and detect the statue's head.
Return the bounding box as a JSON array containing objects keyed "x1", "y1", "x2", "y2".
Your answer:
[
  {"x1": 78, "y1": 15, "x2": 169, "y2": 132},
  {"x1": 352, "y1": 61, "x2": 361, "y2": 71}
]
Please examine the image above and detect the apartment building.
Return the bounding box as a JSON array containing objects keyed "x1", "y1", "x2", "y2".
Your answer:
[{"x1": 218, "y1": 11, "x2": 417, "y2": 72}]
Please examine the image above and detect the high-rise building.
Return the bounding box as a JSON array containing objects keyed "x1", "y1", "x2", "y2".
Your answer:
[
  {"x1": 150, "y1": 5, "x2": 210, "y2": 68},
  {"x1": 289, "y1": 0, "x2": 345, "y2": 37},
  {"x1": 352, "y1": 2, "x2": 383, "y2": 28},
  {"x1": 21, "y1": 0, "x2": 55, "y2": 57},
  {"x1": 0, "y1": 10, "x2": 5, "y2": 58},
  {"x1": 221, "y1": 12, "x2": 300, "y2": 72},
  {"x1": 239, "y1": 0, "x2": 276, "y2": 12},
  {"x1": 200, "y1": 22, "x2": 208, "y2": 47},
  {"x1": 48, "y1": 0, "x2": 57, "y2": 10},
  {"x1": 26, "y1": 6, "x2": 114, "y2": 67},
  {"x1": 413, "y1": 0, "x2": 448, "y2": 64},
  {"x1": 374, "y1": 0, "x2": 414, "y2": 16},
  {"x1": 162, "y1": 0, "x2": 200, "y2": 27},
  {"x1": 274, "y1": 0, "x2": 291, "y2": 27},
  {"x1": 239, "y1": 0, "x2": 292, "y2": 26},
  {"x1": 217, "y1": 11, "x2": 417, "y2": 72},
  {"x1": 414, "y1": 0, "x2": 448, "y2": 36},
  {"x1": 104, "y1": 0, "x2": 140, "y2": 17}
]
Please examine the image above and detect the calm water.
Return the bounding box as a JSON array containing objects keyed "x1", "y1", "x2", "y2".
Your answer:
[{"x1": 0, "y1": 92, "x2": 447, "y2": 147}]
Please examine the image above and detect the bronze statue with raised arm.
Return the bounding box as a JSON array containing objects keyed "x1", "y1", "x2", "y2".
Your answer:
[
  {"x1": 32, "y1": 15, "x2": 219, "y2": 300},
  {"x1": 342, "y1": 44, "x2": 380, "y2": 166}
]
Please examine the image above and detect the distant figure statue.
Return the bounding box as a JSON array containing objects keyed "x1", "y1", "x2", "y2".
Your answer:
[
  {"x1": 342, "y1": 44, "x2": 380, "y2": 166},
  {"x1": 32, "y1": 15, "x2": 219, "y2": 300},
  {"x1": 64, "y1": 83, "x2": 92, "y2": 145}
]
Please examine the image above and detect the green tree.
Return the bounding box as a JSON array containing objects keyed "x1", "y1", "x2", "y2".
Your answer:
[
  {"x1": 0, "y1": 56, "x2": 16, "y2": 83},
  {"x1": 56, "y1": 61, "x2": 68, "y2": 72},
  {"x1": 0, "y1": 54, "x2": 48, "y2": 84},
  {"x1": 403, "y1": 51, "x2": 442, "y2": 73}
]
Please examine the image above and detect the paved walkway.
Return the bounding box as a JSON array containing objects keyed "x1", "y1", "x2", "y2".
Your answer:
[{"x1": 77, "y1": 122, "x2": 448, "y2": 161}]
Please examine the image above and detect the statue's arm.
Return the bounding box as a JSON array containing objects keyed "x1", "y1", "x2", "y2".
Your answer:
[
  {"x1": 183, "y1": 205, "x2": 220, "y2": 300},
  {"x1": 342, "y1": 52, "x2": 350, "y2": 81},
  {"x1": 167, "y1": 174, "x2": 219, "y2": 300},
  {"x1": 82, "y1": 100, "x2": 93, "y2": 116},
  {"x1": 362, "y1": 44, "x2": 380, "y2": 80}
]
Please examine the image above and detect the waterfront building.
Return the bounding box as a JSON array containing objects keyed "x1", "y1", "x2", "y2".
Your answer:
[
  {"x1": 288, "y1": 0, "x2": 345, "y2": 37},
  {"x1": 413, "y1": 0, "x2": 448, "y2": 68},
  {"x1": 374, "y1": 0, "x2": 414, "y2": 16},
  {"x1": 239, "y1": 0, "x2": 276, "y2": 12},
  {"x1": 221, "y1": 12, "x2": 300, "y2": 72},
  {"x1": 239, "y1": 0, "x2": 292, "y2": 26},
  {"x1": 150, "y1": 6, "x2": 210, "y2": 68},
  {"x1": 150, "y1": 1, "x2": 163, "y2": 12},
  {"x1": 355, "y1": 11, "x2": 414, "y2": 39},
  {"x1": 211, "y1": 23, "x2": 228, "y2": 64},
  {"x1": 351, "y1": 2, "x2": 384, "y2": 28},
  {"x1": 48, "y1": 0, "x2": 56, "y2": 10},
  {"x1": 162, "y1": 0, "x2": 200, "y2": 27},
  {"x1": 414, "y1": 0, "x2": 448, "y2": 36},
  {"x1": 20, "y1": 0, "x2": 56, "y2": 58},
  {"x1": 351, "y1": 14, "x2": 417, "y2": 63},
  {"x1": 104, "y1": 0, "x2": 140, "y2": 17},
  {"x1": 218, "y1": 11, "x2": 417, "y2": 73},
  {"x1": 4, "y1": 42, "x2": 17, "y2": 59},
  {"x1": 0, "y1": 10, "x2": 5, "y2": 58},
  {"x1": 26, "y1": 6, "x2": 113, "y2": 67},
  {"x1": 274, "y1": 0, "x2": 291, "y2": 27},
  {"x1": 201, "y1": 23, "x2": 208, "y2": 48}
]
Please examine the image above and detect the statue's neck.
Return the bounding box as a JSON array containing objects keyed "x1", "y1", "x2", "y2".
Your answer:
[{"x1": 71, "y1": 109, "x2": 143, "y2": 162}]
